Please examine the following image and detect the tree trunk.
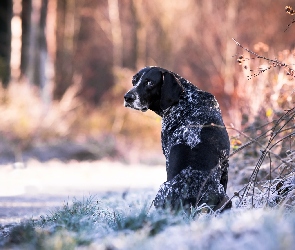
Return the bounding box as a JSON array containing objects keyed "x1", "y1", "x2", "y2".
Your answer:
[
  {"x1": 54, "y1": 0, "x2": 75, "y2": 99},
  {"x1": 108, "y1": 0, "x2": 123, "y2": 68},
  {"x1": 35, "y1": 0, "x2": 49, "y2": 105},
  {"x1": 0, "y1": 0, "x2": 12, "y2": 87},
  {"x1": 129, "y1": 0, "x2": 146, "y2": 70},
  {"x1": 129, "y1": 0, "x2": 138, "y2": 69},
  {"x1": 21, "y1": 0, "x2": 32, "y2": 78},
  {"x1": 222, "y1": 0, "x2": 238, "y2": 96}
]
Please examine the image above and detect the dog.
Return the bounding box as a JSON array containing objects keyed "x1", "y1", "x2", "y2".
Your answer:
[{"x1": 124, "y1": 66, "x2": 231, "y2": 210}]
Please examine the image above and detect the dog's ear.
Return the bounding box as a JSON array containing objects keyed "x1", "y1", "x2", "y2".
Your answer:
[{"x1": 160, "y1": 72, "x2": 184, "y2": 110}]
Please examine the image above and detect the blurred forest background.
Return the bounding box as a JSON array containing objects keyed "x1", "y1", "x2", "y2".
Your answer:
[{"x1": 0, "y1": 0, "x2": 294, "y2": 164}]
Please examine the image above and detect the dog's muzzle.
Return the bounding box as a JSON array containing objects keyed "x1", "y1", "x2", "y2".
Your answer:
[{"x1": 124, "y1": 92, "x2": 148, "y2": 112}]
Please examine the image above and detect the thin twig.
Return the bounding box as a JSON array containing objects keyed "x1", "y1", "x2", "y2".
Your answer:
[
  {"x1": 267, "y1": 152, "x2": 272, "y2": 206},
  {"x1": 238, "y1": 108, "x2": 295, "y2": 207},
  {"x1": 232, "y1": 38, "x2": 295, "y2": 79}
]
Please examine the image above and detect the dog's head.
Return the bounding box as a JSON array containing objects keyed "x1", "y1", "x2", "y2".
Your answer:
[{"x1": 124, "y1": 67, "x2": 184, "y2": 114}]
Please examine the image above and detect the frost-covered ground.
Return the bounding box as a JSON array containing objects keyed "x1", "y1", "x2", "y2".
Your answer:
[
  {"x1": 0, "y1": 160, "x2": 165, "y2": 224},
  {"x1": 0, "y1": 159, "x2": 295, "y2": 249},
  {"x1": 2, "y1": 189, "x2": 295, "y2": 250},
  {"x1": 93, "y1": 193, "x2": 295, "y2": 250}
]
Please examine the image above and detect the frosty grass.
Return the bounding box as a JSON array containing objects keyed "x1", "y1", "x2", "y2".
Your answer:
[{"x1": 1, "y1": 186, "x2": 295, "y2": 249}]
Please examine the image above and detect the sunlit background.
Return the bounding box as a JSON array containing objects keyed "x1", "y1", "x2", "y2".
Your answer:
[{"x1": 0, "y1": 0, "x2": 294, "y2": 222}]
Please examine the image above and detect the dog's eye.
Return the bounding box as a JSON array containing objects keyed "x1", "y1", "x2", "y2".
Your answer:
[{"x1": 146, "y1": 80, "x2": 154, "y2": 87}]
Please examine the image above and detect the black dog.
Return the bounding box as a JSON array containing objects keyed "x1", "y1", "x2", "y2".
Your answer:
[{"x1": 124, "y1": 66, "x2": 231, "y2": 210}]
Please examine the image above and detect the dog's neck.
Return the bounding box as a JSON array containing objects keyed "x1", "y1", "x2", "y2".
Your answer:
[
  {"x1": 149, "y1": 102, "x2": 164, "y2": 117},
  {"x1": 149, "y1": 99, "x2": 181, "y2": 117}
]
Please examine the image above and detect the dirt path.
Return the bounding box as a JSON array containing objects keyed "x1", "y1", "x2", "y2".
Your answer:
[{"x1": 0, "y1": 160, "x2": 166, "y2": 225}]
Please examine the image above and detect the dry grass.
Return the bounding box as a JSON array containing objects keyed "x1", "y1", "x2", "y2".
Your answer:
[
  {"x1": 0, "y1": 68, "x2": 163, "y2": 163},
  {"x1": 0, "y1": 80, "x2": 81, "y2": 155}
]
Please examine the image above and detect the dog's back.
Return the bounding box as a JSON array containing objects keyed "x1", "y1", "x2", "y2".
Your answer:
[{"x1": 161, "y1": 76, "x2": 229, "y2": 187}]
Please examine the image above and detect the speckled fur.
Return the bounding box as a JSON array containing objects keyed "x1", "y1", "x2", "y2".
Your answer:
[
  {"x1": 161, "y1": 77, "x2": 221, "y2": 167},
  {"x1": 124, "y1": 67, "x2": 231, "y2": 210},
  {"x1": 153, "y1": 166, "x2": 225, "y2": 209}
]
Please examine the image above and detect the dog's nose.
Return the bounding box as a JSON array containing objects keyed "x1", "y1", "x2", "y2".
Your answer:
[{"x1": 124, "y1": 92, "x2": 136, "y2": 103}]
